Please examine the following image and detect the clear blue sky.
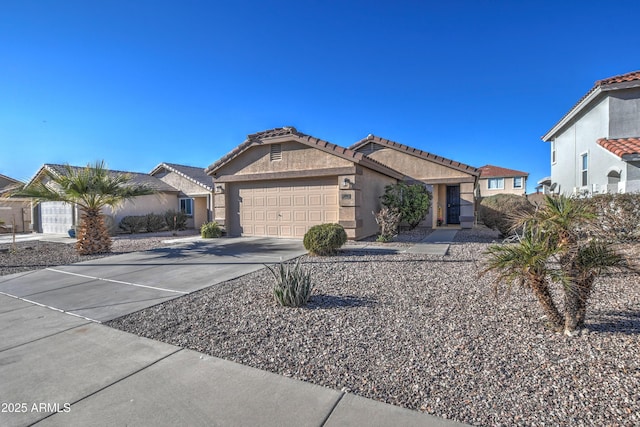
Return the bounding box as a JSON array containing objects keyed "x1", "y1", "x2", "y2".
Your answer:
[{"x1": 2, "y1": 1, "x2": 640, "y2": 192}]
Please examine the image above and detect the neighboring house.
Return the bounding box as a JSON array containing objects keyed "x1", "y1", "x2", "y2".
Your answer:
[
  {"x1": 205, "y1": 128, "x2": 479, "y2": 240},
  {"x1": 149, "y1": 162, "x2": 214, "y2": 230},
  {"x1": 26, "y1": 164, "x2": 179, "y2": 234},
  {"x1": 477, "y1": 165, "x2": 528, "y2": 197},
  {"x1": 542, "y1": 70, "x2": 640, "y2": 195},
  {"x1": 0, "y1": 173, "x2": 32, "y2": 233},
  {"x1": 350, "y1": 135, "x2": 479, "y2": 229}
]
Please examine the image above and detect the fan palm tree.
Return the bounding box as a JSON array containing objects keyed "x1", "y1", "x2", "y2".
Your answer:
[
  {"x1": 16, "y1": 161, "x2": 155, "y2": 255},
  {"x1": 483, "y1": 231, "x2": 565, "y2": 331}
]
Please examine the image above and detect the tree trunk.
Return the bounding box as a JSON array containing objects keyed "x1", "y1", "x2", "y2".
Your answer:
[
  {"x1": 529, "y1": 275, "x2": 564, "y2": 331},
  {"x1": 576, "y1": 274, "x2": 595, "y2": 328},
  {"x1": 76, "y1": 209, "x2": 112, "y2": 255}
]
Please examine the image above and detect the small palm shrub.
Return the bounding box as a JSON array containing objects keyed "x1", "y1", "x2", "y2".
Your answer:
[
  {"x1": 145, "y1": 213, "x2": 166, "y2": 232},
  {"x1": 201, "y1": 221, "x2": 223, "y2": 238},
  {"x1": 119, "y1": 216, "x2": 146, "y2": 234},
  {"x1": 266, "y1": 258, "x2": 313, "y2": 307},
  {"x1": 478, "y1": 194, "x2": 535, "y2": 237},
  {"x1": 303, "y1": 223, "x2": 347, "y2": 256},
  {"x1": 164, "y1": 210, "x2": 188, "y2": 231}
]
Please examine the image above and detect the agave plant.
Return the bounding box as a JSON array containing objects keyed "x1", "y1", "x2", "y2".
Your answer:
[{"x1": 266, "y1": 258, "x2": 313, "y2": 307}]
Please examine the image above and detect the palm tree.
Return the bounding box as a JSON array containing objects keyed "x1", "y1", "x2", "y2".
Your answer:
[
  {"x1": 483, "y1": 231, "x2": 565, "y2": 331},
  {"x1": 16, "y1": 161, "x2": 155, "y2": 255}
]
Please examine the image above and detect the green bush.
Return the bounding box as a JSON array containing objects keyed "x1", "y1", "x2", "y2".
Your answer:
[
  {"x1": 381, "y1": 182, "x2": 432, "y2": 229},
  {"x1": 266, "y1": 258, "x2": 313, "y2": 307},
  {"x1": 303, "y1": 223, "x2": 347, "y2": 256},
  {"x1": 145, "y1": 213, "x2": 166, "y2": 232},
  {"x1": 164, "y1": 210, "x2": 188, "y2": 231},
  {"x1": 201, "y1": 221, "x2": 223, "y2": 238},
  {"x1": 478, "y1": 194, "x2": 535, "y2": 237},
  {"x1": 119, "y1": 216, "x2": 146, "y2": 234}
]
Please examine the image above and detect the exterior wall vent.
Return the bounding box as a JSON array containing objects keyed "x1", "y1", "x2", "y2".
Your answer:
[{"x1": 270, "y1": 143, "x2": 282, "y2": 161}]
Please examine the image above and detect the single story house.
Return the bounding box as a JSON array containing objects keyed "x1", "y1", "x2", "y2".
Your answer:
[
  {"x1": 150, "y1": 162, "x2": 214, "y2": 230},
  {"x1": 0, "y1": 173, "x2": 32, "y2": 233},
  {"x1": 206, "y1": 128, "x2": 479, "y2": 239},
  {"x1": 27, "y1": 163, "x2": 211, "y2": 234},
  {"x1": 477, "y1": 165, "x2": 528, "y2": 197}
]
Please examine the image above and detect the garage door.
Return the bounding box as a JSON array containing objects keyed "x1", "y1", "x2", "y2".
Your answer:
[
  {"x1": 232, "y1": 178, "x2": 339, "y2": 238},
  {"x1": 40, "y1": 201, "x2": 74, "y2": 234}
]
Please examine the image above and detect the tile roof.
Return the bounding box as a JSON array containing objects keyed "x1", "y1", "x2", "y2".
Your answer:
[
  {"x1": 32, "y1": 164, "x2": 179, "y2": 192},
  {"x1": 205, "y1": 128, "x2": 405, "y2": 179},
  {"x1": 597, "y1": 137, "x2": 640, "y2": 159},
  {"x1": 478, "y1": 165, "x2": 528, "y2": 178},
  {"x1": 149, "y1": 162, "x2": 213, "y2": 191},
  {"x1": 544, "y1": 70, "x2": 640, "y2": 140},
  {"x1": 349, "y1": 135, "x2": 480, "y2": 176}
]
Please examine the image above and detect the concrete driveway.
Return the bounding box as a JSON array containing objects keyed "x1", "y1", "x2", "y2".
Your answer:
[{"x1": 0, "y1": 237, "x2": 306, "y2": 322}]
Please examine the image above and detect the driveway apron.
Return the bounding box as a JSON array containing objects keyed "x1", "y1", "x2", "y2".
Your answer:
[{"x1": 0, "y1": 237, "x2": 306, "y2": 322}]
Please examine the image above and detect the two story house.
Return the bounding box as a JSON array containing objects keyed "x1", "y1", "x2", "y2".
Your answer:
[
  {"x1": 542, "y1": 70, "x2": 640, "y2": 195},
  {"x1": 477, "y1": 165, "x2": 528, "y2": 197}
]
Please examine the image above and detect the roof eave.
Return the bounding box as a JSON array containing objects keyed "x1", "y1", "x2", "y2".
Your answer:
[
  {"x1": 622, "y1": 153, "x2": 640, "y2": 161},
  {"x1": 542, "y1": 87, "x2": 603, "y2": 142}
]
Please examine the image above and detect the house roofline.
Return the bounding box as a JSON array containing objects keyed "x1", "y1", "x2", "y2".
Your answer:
[
  {"x1": 149, "y1": 162, "x2": 213, "y2": 191},
  {"x1": 350, "y1": 134, "x2": 480, "y2": 177},
  {"x1": 206, "y1": 128, "x2": 405, "y2": 180}
]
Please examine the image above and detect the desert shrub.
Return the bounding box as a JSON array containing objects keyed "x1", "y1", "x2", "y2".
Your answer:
[
  {"x1": 303, "y1": 223, "x2": 347, "y2": 256},
  {"x1": 374, "y1": 207, "x2": 402, "y2": 242},
  {"x1": 381, "y1": 182, "x2": 432, "y2": 229},
  {"x1": 266, "y1": 258, "x2": 313, "y2": 307},
  {"x1": 145, "y1": 213, "x2": 166, "y2": 232},
  {"x1": 102, "y1": 215, "x2": 119, "y2": 236},
  {"x1": 119, "y1": 215, "x2": 146, "y2": 234},
  {"x1": 164, "y1": 210, "x2": 188, "y2": 231},
  {"x1": 201, "y1": 221, "x2": 223, "y2": 238},
  {"x1": 584, "y1": 192, "x2": 640, "y2": 242},
  {"x1": 478, "y1": 194, "x2": 535, "y2": 237}
]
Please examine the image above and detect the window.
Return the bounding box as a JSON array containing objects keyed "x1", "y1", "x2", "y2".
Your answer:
[
  {"x1": 270, "y1": 144, "x2": 282, "y2": 161},
  {"x1": 581, "y1": 153, "x2": 588, "y2": 187},
  {"x1": 487, "y1": 178, "x2": 504, "y2": 190},
  {"x1": 513, "y1": 176, "x2": 523, "y2": 189},
  {"x1": 551, "y1": 140, "x2": 556, "y2": 164},
  {"x1": 179, "y1": 198, "x2": 193, "y2": 216}
]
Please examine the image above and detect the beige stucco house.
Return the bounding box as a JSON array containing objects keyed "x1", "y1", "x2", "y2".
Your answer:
[
  {"x1": 26, "y1": 164, "x2": 209, "y2": 234},
  {"x1": 206, "y1": 128, "x2": 480, "y2": 239},
  {"x1": 350, "y1": 135, "x2": 480, "y2": 229},
  {"x1": 150, "y1": 162, "x2": 214, "y2": 230},
  {"x1": 477, "y1": 165, "x2": 528, "y2": 197},
  {"x1": 0, "y1": 173, "x2": 32, "y2": 233}
]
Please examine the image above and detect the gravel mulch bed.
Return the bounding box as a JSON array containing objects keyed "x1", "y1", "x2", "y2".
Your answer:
[
  {"x1": 106, "y1": 227, "x2": 640, "y2": 426},
  {"x1": 0, "y1": 230, "x2": 198, "y2": 276}
]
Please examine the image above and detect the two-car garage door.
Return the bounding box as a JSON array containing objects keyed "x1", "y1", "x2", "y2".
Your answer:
[{"x1": 231, "y1": 178, "x2": 338, "y2": 238}]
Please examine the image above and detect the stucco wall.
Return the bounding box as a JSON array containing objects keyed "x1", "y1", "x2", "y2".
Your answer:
[
  {"x1": 365, "y1": 148, "x2": 473, "y2": 181},
  {"x1": 550, "y1": 96, "x2": 625, "y2": 195},
  {"x1": 609, "y1": 87, "x2": 640, "y2": 138},
  {"x1": 155, "y1": 170, "x2": 212, "y2": 196},
  {"x1": 356, "y1": 168, "x2": 398, "y2": 239},
  {"x1": 215, "y1": 142, "x2": 353, "y2": 177},
  {"x1": 0, "y1": 198, "x2": 32, "y2": 233},
  {"x1": 103, "y1": 193, "x2": 177, "y2": 226},
  {"x1": 478, "y1": 176, "x2": 527, "y2": 197}
]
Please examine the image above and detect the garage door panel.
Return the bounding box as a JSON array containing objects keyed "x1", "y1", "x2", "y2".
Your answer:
[{"x1": 235, "y1": 178, "x2": 338, "y2": 238}]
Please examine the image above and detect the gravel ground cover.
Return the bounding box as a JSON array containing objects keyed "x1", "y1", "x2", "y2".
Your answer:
[
  {"x1": 0, "y1": 230, "x2": 198, "y2": 276},
  {"x1": 104, "y1": 227, "x2": 640, "y2": 426}
]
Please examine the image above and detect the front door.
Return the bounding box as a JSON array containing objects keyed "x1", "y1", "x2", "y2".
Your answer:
[{"x1": 446, "y1": 185, "x2": 460, "y2": 224}]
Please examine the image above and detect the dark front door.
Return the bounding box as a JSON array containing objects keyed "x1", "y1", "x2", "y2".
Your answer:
[{"x1": 446, "y1": 185, "x2": 460, "y2": 224}]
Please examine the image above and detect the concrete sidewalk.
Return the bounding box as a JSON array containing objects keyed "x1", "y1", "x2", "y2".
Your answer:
[
  {"x1": 0, "y1": 293, "x2": 468, "y2": 426},
  {"x1": 405, "y1": 229, "x2": 459, "y2": 256}
]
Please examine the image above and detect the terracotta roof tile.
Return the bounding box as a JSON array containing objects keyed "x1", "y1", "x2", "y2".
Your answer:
[
  {"x1": 597, "y1": 137, "x2": 640, "y2": 158},
  {"x1": 545, "y1": 71, "x2": 640, "y2": 140},
  {"x1": 478, "y1": 165, "x2": 528, "y2": 178}
]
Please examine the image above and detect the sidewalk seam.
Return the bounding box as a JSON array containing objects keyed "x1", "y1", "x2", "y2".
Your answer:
[
  {"x1": 0, "y1": 322, "x2": 93, "y2": 354},
  {"x1": 31, "y1": 347, "x2": 185, "y2": 426},
  {"x1": 319, "y1": 390, "x2": 345, "y2": 426}
]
